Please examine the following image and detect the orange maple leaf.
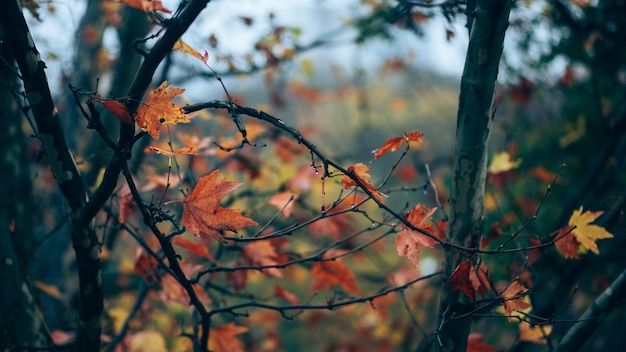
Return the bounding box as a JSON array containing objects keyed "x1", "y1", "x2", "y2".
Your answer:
[
  {"x1": 181, "y1": 170, "x2": 258, "y2": 242},
  {"x1": 172, "y1": 236, "x2": 219, "y2": 265},
  {"x1": 341, "y1": 163, "x2": 383, "y2": 202},
  {"x1": 268, "y1": 191, "x2": 297, "y2": 217},
  {"x1": 116, "y1": 0, "x2": 172, "y2": 13},
  {"x1": 568, "y1": 206, "x2": 613, "y2": 254},
  {"x1": 209, "y1": 323, "x2": 248, "y2": 352},
  {"x1": 372, "y1": 131, "x2": 423, "y2": 160},
  {"x1": 135, "y1": 81, "x2": 190, "y2": 140},
  {"x1": 172, "y1": 37, "x2": 208, "y2": 63},
  {"x1": 501, "y1": 281, "x2": 531, "y2": 316},
  {"x1": 310, "y1": 250, "x2": 360, "y2": 294},
  {"x1": 395, "y1": 204, "x2": 439, "y2": 266},
  {"x1": 242, "y1": 240, "x2": 288, "y2": 277}
]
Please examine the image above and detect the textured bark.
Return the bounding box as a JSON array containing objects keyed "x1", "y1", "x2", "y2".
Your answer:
[
  {"x1": 0, "y1": 41, "x2": 51, "y2": 349},
  {"x1": 0, "y1": 1, "x2": 101, "y2": 350},
  {"x1": 435, "y1": 1, "x2": 513, "y2": 351}
]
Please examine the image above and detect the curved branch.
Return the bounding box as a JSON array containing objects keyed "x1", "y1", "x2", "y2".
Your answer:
[{"x1": 554, "y1": 265, "x2": 626, "y2": 352}]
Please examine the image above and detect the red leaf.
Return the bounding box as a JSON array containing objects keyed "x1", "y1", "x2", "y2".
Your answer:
[
  {"x1": 117, "y1": 0, "x2": 172, "y2": 13},
  {"x1": 101, "y1": 99, "x2": 133, "y2": 125},
  {"x1": 209, "y1": 323, "x2": 248, "y2": 352},
  {"x1": 134, "y1": 247, "x2": 159, "y2": 284},
  {"x1": 372, "y1": 131, "x2": 423, "y2": 160},
  {"x1": 469, "y1": 263, "x2": 490, "y2": 298},
  {"x1": 275, "y1": 284, "x2": 300, "y2": 304},
  {"x1": 118, "y1": 184, "x2": 135, "y2": 224},
  {"x1": 448, "y1": 261, "x2": 474, "y2": 300},
  {"x1": 181, "y1": 170, "x2": 258, "y2": 242},
  {"x1": 555, "y1": 225, "x2": 580, "y2": 259},
  {"x1": 160, "y1": 265, "x2": 211, "y2": 306},
  {"x1": 481, "y1": 222, "x2": 503, "y2": 248},
  {"x1": 310, "y1": 250, "x2": 360, "y2": 294},
  {"x1": 226, "y1": 261, "x2": 248, "y2": 293},
  {"x1": 172, "y1": 236, "x2": 219, "y2": 265},
  {"x1": 467, "y1": 333, "x2": 496, "y2": 352}
]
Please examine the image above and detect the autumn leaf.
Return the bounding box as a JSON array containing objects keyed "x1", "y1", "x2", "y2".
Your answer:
[
  {"x1": 181, "y1": 170, "x2": 258, "y2": 242},
  {"x1": 469, "y1": 263, "x2": 491, "y2": 298},
  {"x1": 372, "y1": 131, "x2": 423, "y2": 160},
  {"x1": 488, "y1": 151, "x2": 521, "y2": 174},
  {"x1": 50, "y1": 330, "x2": 75, "y2": 346},
  {"x1": 117, "y1": 0, "x2": 172, "y2": 13},
  {"x1": 341, "y1": 163, "x2": 384, "y2": 202},
  {"x1": 242, "y1": 240, "x2": 288, "y2": 277},
  {"x1": 555, "y1": 225, "x2": 580, "y2": 259},
  {"x1": 144, "y1": 145, "x2": 198, "y2": 157},
  {"x1": 448, "y1": 261, "x2": 474, "y2": 300},
  {"x1": 275, "y1": 284, "x2": 300, "y2": 304},
  {"x1": 568, "y1": 206, "x2": 613, "y2": 254},
  {"x1": 101, "y1": 99, "x2": 133, "y2": 125},
  {"x1": 134, "y1": 247, "x2": 159, "y2": 284},
  {"x1": 275, "y1": 134, "x2": 306, "y2": 163},
  {"x1": 135, "y1": 81, "x2": 190, "y2": 140},
  {"x1": 467, "y1": 333, "x2": 496, "y2": 352},
  {"x1": 172, "y1": 236, "x2": 219, "y2": 265},
  {"x1": 501, "y1": 281, "x2": 531, "y2": 316},
  {"x1": 395, "y1": 204, "x2": 439, "y2": 266},
  {"x1": 519, "y1": 321, "x2": 552, "y2": 344},
  {"x1": 159, "y1": 272, "x2": 211, "y2": 307},
  {"x1": 172, "y1": 37, "x2": 208, "y2": 63},
  {"x1": 118, "y1": 183, "x2": 135, "y2": 224},
  {"x1": 209, "y1": 323, "x2": 248, "y2": 352},
  {"x1": 467, "y1": 334, "x2": 495, "y2": 352},
  {"x1": 128, "y1": 331, "x2": 167, "y2": 352},
  {"x1": 32, "y1": 281, "x2": 64, "y2": 300},
  {"x1": 310, "y1": 250, "x2": 360, "y2": 294},
  {"x1": 388, "y1": 266, "x2": 422, "y2": 286},
  {"x1": 226, "y1": 261, "x2": 248, "y2": 292},
  {"x1": 269, "y1": 191, "x2": 297, "y2": 217}
]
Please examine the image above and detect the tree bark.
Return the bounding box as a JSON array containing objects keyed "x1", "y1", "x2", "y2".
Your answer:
[
  {"x1": 0, "y1": 38, "x2": 52, "y2": 349},
  {"x1": 435, "y1": 1, "x2": 512, "y2": 351}
]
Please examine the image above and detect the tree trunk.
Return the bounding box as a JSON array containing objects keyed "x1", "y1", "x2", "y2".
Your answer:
[
  {"x1": 434, "y1": 1, "x2": 512, "y2": 351},
  {"x1": 0, "y1": 40, "x2": 52, "y2": 349}
]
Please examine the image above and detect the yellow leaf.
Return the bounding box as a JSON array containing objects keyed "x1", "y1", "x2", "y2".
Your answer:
[
  {"x1": 135, "y1": 81, "x2": 190, "y2": 140},
  {"x1": 172, "y1": 38, "x2": 208, "y2": 63},
  {"x1": 488, "y1": 151, "x2": 521, "y2": 174},
  {"x1": 129, "y1": 331, "x2": 167, "y2": 352},
  {"x1": 32, "y1": 281, "x2": 64, "y2": 299},
  {"x1": 568, "y1": 206, "x2": 613, "y2": 254},
  {"x1": 519, "y1": 321, "x2": 552, "y2": 344}
]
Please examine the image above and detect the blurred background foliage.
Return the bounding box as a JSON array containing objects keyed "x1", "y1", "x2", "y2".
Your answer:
[{"x1": 6, "y1": 0, "x2": 626, "y2": 350}]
